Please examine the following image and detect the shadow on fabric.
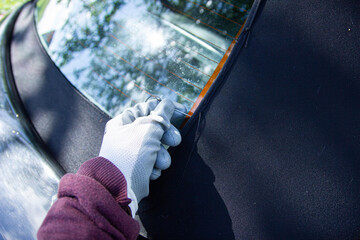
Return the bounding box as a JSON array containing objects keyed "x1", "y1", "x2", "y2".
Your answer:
[{"x1": 138, "y1": 116, "x2": 235, "y2": 240}]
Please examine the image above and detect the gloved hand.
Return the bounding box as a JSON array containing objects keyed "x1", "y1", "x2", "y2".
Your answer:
[{"x1": 99, "y1": 99, "x2": 185, "y2": 217}]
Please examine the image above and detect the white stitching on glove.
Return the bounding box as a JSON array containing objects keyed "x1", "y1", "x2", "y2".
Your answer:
[{"x1": 99, "y1": 99, "x2": 185, "y2": 217}]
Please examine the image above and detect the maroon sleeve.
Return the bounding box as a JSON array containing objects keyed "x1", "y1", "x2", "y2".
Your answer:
[{"x1": 37, "y1": 157, "x2": 140, "y2": 240}]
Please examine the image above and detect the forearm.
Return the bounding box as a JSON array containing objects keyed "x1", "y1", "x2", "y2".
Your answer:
[{"x1": 37, "y1": 157, "x2": 140, "y2": 240}]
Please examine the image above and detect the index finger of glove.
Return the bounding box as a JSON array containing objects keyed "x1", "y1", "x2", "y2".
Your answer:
[
  {"x1": 109, "y1": 99, "x2": 159, "y2": 127},
  {"x1": 150, "y1": 99, "x2": 175, "y2": 130},
  {"x1": 171, "y1": 101, "x2": 188, "y2": 123}
]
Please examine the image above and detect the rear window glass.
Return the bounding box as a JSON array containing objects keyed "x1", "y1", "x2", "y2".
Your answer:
[{"x1": 36, "y1": 0, "x2": 254, "y2": 127}]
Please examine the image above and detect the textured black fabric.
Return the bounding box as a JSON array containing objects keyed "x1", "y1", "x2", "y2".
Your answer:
[
  {"x1": 10, "y1": 3, "x2": 110, "y2": 173},
  {"x1": 140, "y1": 0, "x2": 360, "y2": 239}
]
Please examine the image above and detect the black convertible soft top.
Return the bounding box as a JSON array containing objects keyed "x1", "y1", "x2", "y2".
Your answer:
[{"x1": 10, "y1": 0, "x2": 360, "y2": 239}]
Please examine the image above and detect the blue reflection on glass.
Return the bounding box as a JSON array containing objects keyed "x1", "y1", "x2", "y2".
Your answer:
[{"x1": 36, "y1": 0, "x2": 254, "y2": 126}]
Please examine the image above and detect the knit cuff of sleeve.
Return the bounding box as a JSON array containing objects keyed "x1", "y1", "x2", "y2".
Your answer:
[{"x1": 77, "y1": 157, "x2": 132, "y2": 214}]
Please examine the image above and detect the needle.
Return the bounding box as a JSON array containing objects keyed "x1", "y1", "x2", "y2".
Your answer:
[
  {"x1": 146, "y1": 96, "x2": 191, "y2": 117},
  {"x1": 174, "y1": 109, "x2": 191, "y2": 117}
]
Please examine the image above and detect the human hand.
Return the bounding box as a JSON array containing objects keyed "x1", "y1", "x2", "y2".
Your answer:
[{"x1": 99, "y1": 99, "x2": 185, "y2": 216}]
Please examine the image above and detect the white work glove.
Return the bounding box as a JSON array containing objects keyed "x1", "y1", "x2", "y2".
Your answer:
[{"x1": 99, "y1": 99, "x2": 185, "y2": 217}]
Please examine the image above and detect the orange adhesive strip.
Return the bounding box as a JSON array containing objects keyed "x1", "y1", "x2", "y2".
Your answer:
[{"x1": 180, "y1": 20, "x2": 246, "y2": 128}]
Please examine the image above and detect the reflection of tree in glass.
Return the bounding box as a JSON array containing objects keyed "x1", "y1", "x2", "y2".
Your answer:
[
  {"x1": 41, "y1": 0, "x2": 254, "y2": 117},
  {"x1": 144, "y1": 0, "x2": 253, "y2": 38},
  {"x1": 53, "y1": 0, "x2": 125, "y2": 67}
]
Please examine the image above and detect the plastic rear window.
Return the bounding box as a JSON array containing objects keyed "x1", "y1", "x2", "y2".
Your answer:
[{"x1": 36, "y1": 0, "x2": 254, "y2": 127}]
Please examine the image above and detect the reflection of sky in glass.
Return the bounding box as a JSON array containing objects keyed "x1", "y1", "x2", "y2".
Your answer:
[{"x1": 36, "y1": 0, "x2": 254, "y2": 126}]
